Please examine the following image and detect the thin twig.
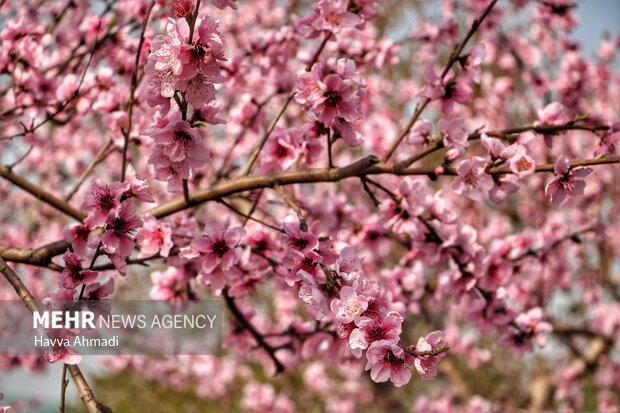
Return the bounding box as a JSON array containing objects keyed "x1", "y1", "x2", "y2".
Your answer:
[
  {"x1": 241, "y1": 32, "x2": 332, "y2": 176},
  {"x1": 121, "y1": 0, "x2": 156, "y2": 181},
  {"x1": 223, "y1": 287, "x2": 285, "y2": 374},
  {"x1": 383, "y1": 0, "x2": 500, "y2": 162}
]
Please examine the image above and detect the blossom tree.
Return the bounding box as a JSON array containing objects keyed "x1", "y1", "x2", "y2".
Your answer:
[{"x1": 0, "y1": 0, "x2": 619, "y2": 411}]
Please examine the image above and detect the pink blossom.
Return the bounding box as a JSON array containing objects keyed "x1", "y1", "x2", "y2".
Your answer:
[
  {"x1": 81, "y1": 180, "x2": 127, "y2": 226},
  {"x1": 418, "y1": 66, "x2": 445, "y2": 100},
  {"x1": 259, "y1": 128, "x2": 301, "y2": 172},
  {"x1": 489, "y1": 174, "x2": 520, "y2": 204},
  {"x1": 188, "y1": 222, "x2": 246, "y2": 273},
  {"x1": 365, "y1": 340, "x2": 413, "y2": 387},
  {"x1": 438, "y1": 117, "x2": 468, "y2": 156},
  {"x1": 101, "y1": 200, "x2": 143, "y2": 257},
  {"x1": 451, "y1": 156, "x2": 494, "y2": 201},
  {"x1": 58, "y1": 251, "x2": 98, "y2": 289},
  {"x1": 508, "y1": 146, "x2": 536, "y2": 178},
  {"x1": 349, "y1": 311, "x2": 403, "y2": 357},
  {"x1": 514, "y1": 307, "x2": 553, "y2": 347},
  {"x1": 413, "y1": 331, "x2": 448, "y2": 380},
  {"x1": 462, "y1": 42, "x2": 486, "y2": 83},
  {"x1": 545, "y1": 155, "x2": 593, "y2": 206},
  {"x1": 212, "y1": 0, "x2": 238, "y2": 10},
  {"x1": 304, "y1": 0, "x2": 362, "y2": 34},
  {"x1": 178, "y1": 17, "x2": 225, "y2": 81},
  {"x1": 136, "y1": 215, "x2": 173, "y2": 258},
  {"x1": 330, "y1": 286, "x2": 369, "y2": 324},
  {"x1": 406, "y1": 119, "x2": 433, "y2": 147},
  {"x1": 534, "y1": 102, "x2": 567, "y2": 148},
  {"x1": 123, "y1": 164, "x2": 155, "y2": 203},
  {"x1": 63, "y1": 222, "x2": 93, "y2": 256},
  {"x1": 82, "y1": 277, "x2": 115, "y2": 300},
  {"x1": 150, "y1": 119, "x2": 207, "y2": 164},
  {"x1": 313, "y1": 73, "x2": 361, "y2": 125}
]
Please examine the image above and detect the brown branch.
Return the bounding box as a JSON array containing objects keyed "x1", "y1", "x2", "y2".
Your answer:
[
  {"x1": 383, "y1": 0, "x2": 500, "y2": 162},
  {"x1": 66, "y1": 139, "x2": 115, "y2": 201},
  {"x1": 223, "y1": 287, "x2": 285, "y2": 374},
  {"x1": 0, "y1": 257, "x2": 112, "y2": 413},
  {"x1": 121, "y1": 0, "x2": 156, "y2": 182},
  {"x1": 0, "y1": 165, "x2": 86, "y2": 221},
  {"x1": 240, "y1": 32, "x2": 331, "y2": 176}
]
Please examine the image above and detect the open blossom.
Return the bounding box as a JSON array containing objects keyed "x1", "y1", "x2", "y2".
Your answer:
[
  {"x1": 508, "y1": 146, "x2": 536, "y2": 178},
  {"x1": 413, "y1": 331, "x2": 448, "y2": 380},
  {"x1": 451, "y1": 156, "x2": 494, "y2": 201},
  {"x1": 330, "y1": 286, "x2": 369, "y2": 324},
  {"x1": 365, "y1": 340, "x2": 413, "y2": 387},
  {"x1": 123, "y1": 164, "x2": 155, "y2": 202},
  {"x1": 534, "y1": 102, "x2": 567, "y2": 148},
  {"x1": 63, "y1": 221, "x2": 94, "y2": 256},
  {"x1": 101, "y1": 200, "x2": 143, "y2": 257},
  {"x1": 186, "y1": 222, "x2": 246, "y2": 273},
  {"x1": 514, "y1": 307, "x2": 553, "y2": 347},
  {"x1": 136, "y1": 215, "x2": 173, "y2": 258},
  {"x1": 298, "y1": 0, "x2": 362, "y2": 35},
  {"x1": 151, "y1": 119, "x2": 207, "y2": 164},
  {"x1": 545, "y1": 155, "x2": 592, "y2": 206},
  {"x1": 144, "y1": 18, "x2": 185, "y2": 99},
  {"x1": 349, "y1": 311, "x2": 403, "y2": 357},
  {"x1": 81, "y1": 180, "x2": 127, "y2": 226},
  {"x1": 295, "y1": 59, "x2": 364, "y2": 147},
  {"x1": 438, "y1": 117, "x2": 468, "y2": 158},
  {"x1": 406, "y1": 119, "x2": 433, "y2": 147},
  {"x1": 179, "y1": 17, "x2": 225, "y2": 81},
  {"x1": 461, "y1": 42, "x2": 486, "y2": 83},
  {"x1": 259, "y1": 128, "x2": 302, "y2": 172},
  {"x1": 59, "y1": 251, "x2": 98, "y2": 289},
  {"x1": 83, "y1": 277, "x2": 115, "y2": 300}
]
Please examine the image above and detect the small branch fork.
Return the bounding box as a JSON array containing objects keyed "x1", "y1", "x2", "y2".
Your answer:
[
  {"x1": 222, "y1": 287, "x2": 285, "y2": 374},
  {"x1": 383, "y1": 0, "x2": 500, "y2": 162},
  {"x1": 0, "y1": 121, "x2": 617, "y2": 268},
  {"x1": 0, "y1": 257, "x2": 112, "y2": 413}
]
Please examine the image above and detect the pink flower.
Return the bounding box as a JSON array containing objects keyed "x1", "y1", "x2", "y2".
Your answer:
[
  {"x1": 177, "y1": 73, "x2": 217, "y2": 109},
  {"x1": 178, "y1": 17, "x2": 225, "y2": 81},
  {"x1": 451, "y1": 156, "x2": 494, "y2": 201},
  {"x1": 441, "y1": 78, "x2": 473, "y2": 114},
  {"x1": 438, "y1": 117, "x2": 468, "y2": 156},
  {"x1": 81, "y1": 180, "x2": 127, "y2": 226},
  {"x1": 406, "y1": 119, "x2": 433, "y2": 147},
  {"x1": 83, "y1": 277, "x2": 115, "y2": 300},
  {"x1": 280, "y1": 219, "x2": 319, "y2": 255},
  {"x1": 63, "y1": 222, "x2": 93, "y2": 256},
  {"x1": 313, "y1": 73, "x2": 361, "y2": 125},
  {"x1": 330, "y1": 286, "x2": 369, "y2": 324},
  {"x1": 462, "y1": 42, "x2": 486, "y2": 84},
  {"x1": 150, "y1": 267, "x2": 189, "y2": 300},
  {"x1": 101, "y1": 200, "x2": 143, "y2": 257},
  {"x1": 259, "y1": 128, "x2": 301, "y2": 172},
  {"x1": 365, "y1": 340, "x2": 413, "y2": 387},
  {"x1": 59, "y1": 251, "x2": 98, "y2": 289},
  {"x1": 514, "y1": 307, "x2": 553, "y2": 347},
  {"x1": 508, "y1": 146, "x2": 536, "y2": 178},
  {"x1": 189, "y1": 222, "x2": 246, "y2": 273},
  {"x1": 150, "y1": 119, "x2": 208, "y2": 164},
  {"x1": 136, "y1": 215, "x2": 173, "y2": 258},
  {"x1": 305, "y1": 0, "x2": 362, "y2": 34},
  {"x1": 489, "y1": 174, "x2": 520, "y2": 204},
  {"x1": 349, "y1": 311, "x2": 403, "y2": 358},
  {"x1": 545, "y1": 155, "x2": 593, "y2": 206},
  {"x1": 418, "y1": 66, "x2": 445, "y2": 100},
  {"x1": 212, "y1": 0, "x2": 237, "y2": 9},
  {"x1": 413, "y1": 331, "x2": 448, "y2": 380},
  {"x1": 534, "y1": 102, "x2": 567, "y2": 148},
  {"x1": 123, "y1": 164, "x2": 155, "y2": 202}
]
